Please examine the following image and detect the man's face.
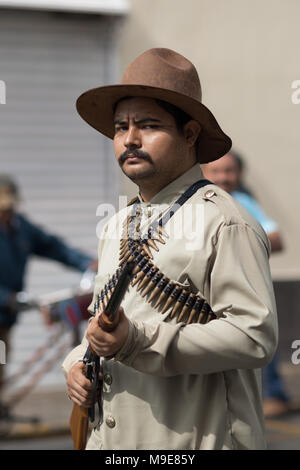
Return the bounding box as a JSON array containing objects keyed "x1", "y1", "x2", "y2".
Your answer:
[
  {"x1": 202, "y1": 153, "x2": 241, "y2": 193},
  {"x1": 113, "y1": 97, "x2": 194, "y2": 187}
]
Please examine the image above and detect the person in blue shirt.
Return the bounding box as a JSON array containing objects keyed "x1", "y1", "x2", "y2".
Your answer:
[
  {"x1": 203, "y1": 151, "x2": 283, "y2": 253},
  {"x1": 203, "y1": 151, "x2": 289, "y2": 419},
  {"x1": 0, "y1": 175, "x2": 95, "y2": 415}
]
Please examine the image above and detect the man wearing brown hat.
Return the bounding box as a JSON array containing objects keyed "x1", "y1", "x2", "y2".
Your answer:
[{"x1": 62, "y1": 48, "x2": 277, "y2": 450}]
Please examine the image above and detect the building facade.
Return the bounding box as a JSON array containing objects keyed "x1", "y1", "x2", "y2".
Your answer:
[{"x1": 0, "y1": 2, "x2": 128, "y2": 388}]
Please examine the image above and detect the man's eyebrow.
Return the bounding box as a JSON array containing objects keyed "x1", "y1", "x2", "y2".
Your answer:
[
  {"x1": 114, "y1": 117, "x2": 162, "y2": 125},
  {"x1": 114, "y1": 118, "x2": 127, "y2": 125},
  {"x1": 135, "y1": 117, "x2": 161, "y2": 124}
]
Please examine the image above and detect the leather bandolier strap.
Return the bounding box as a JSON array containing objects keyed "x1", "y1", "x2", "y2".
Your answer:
[{"x1": 94, "y1": 179, "x2": 217, "y2": 325}]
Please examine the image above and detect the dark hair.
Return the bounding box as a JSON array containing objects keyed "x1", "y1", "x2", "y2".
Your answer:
[
  {"x1": 228, "y1": 150, "x2": 245, "y2": 172},
  {"x1": 0, "y1": 174, "x2": 19, "y2": 198},
  {"x1": 227, "y1": 150, "x2": 254, "y2": 197},
  {"x1": 154, "y1": 99, "x2": 192, "y2": 133}
]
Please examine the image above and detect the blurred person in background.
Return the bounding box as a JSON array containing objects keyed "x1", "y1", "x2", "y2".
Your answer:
[
  {"x1": 203, "y1": 151, "x2": 289, "y2": 418},
  {"x1": 0, "y1": 174, "x2": 96, "y2": 419}
]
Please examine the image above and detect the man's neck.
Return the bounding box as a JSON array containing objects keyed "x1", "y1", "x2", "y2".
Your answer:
[{"x1": 139, "y1": 181, "x2": 169, "y2": 202}]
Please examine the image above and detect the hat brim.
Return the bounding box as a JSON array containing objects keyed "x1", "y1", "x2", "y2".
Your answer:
[{"x1": 76, "y1": 84, "x2": 232, "y2": 163}]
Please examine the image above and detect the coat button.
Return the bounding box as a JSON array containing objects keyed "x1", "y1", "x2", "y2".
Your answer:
[
  {"x1": 106, "y1": 416, "x2": 116, "y2": 428},
  {"x1": 104, "y1": 373, "x2": 113, "y2": 385},
  {"x1": 204, "y1": 189, "x2": 216, "y2": 198}
]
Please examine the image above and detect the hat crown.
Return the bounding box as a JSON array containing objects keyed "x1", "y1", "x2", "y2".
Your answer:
[{"x1": 121, "y1": 48, "x2": 202, "y2": 102}]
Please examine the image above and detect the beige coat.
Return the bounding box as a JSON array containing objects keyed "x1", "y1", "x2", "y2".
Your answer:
[{"x1": 62, "y1": 164, "x2": 277, "y2": 450}]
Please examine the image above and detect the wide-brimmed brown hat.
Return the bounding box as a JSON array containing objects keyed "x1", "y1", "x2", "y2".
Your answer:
[{"x1": 76, "y1": 48, "x2": 231, "y2": 163}]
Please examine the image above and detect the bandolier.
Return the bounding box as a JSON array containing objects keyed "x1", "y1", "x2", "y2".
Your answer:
[{"x1": 94, "y1": 179, "x2": 216, "y2": 325}]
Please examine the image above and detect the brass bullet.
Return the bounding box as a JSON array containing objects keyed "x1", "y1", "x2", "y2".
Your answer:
[
  {"x1": 107, "y1": 277, "x2": 116, "y2": 299},
  {"x1": 154, "y1": 281, "x2": 174, "y2": 309},
  {"x1": 147, "y1": 276, "x2": 169, "y2": 303},
  {"x1": 132, "y1": 261, "x2": 153, "y2": 287},
  {"x1": 197, "y1": 302, "x2": 210, "y2": 324},
  {"x1": 146, "y1": 238, "x2": 159, "y2": 252},
  {"x1": 120, "y1": 247, "x2": 135, "y2": 264},
  {"x1": 178, "y1": 294, "x2": 196, "y2": 323},
  {"x1": 99, "y1": 289, "x2": 106, "y2": 311},
  {"x1": 120, "y1": 240, "x2": 127, "y2": 252},
  {"x1": 127, "y1": 244, "x2": 142, "y2": 259},
  {"x1": 187, "y1": 297, "x2": 204, "y2": 324},
  {"x1": 119, "y1": 252, "x2": 128, "y2": 265},
  {"x1": 161, "y1": 285, "x2": 182, "y2": 314},
  {"x1": 148, "y1": 227, "x2": 165, "y2": 244},
  {"x1": 124, "y1": 214, "x2": 131, "y2": 224},
  {"x1": 136, "y1": 264, "x2": 155, "y2": 291},
  {"x1": 170, "y1": 290, "x2": 189, "y2": 319},
  {"x1": 153, "y1": 231, "x2": 165, "y2": 244},
  {"x1": 142, "y1": 241, "x2": 153, "y2": 259},
  {"x1": 96, "y1": 292, "x2": 101, "y2": 312},
  {"x1": 103, "y1": 285, "x2": 110, "y2": 306},
  {"x1": 106, "y1": 278, "x2": 112, "y2": 301},
  {"x1": 205, "y1": 307, "x2": 216, "y2": 323},
  {"x1": 119, "y1": 241, "x2": 129, "y2": 255},
  {"x1": 130, "y1": 252, "x2": 144, "y2": 267},
  {"x1": 157, "y1": 224, "x2": 169, "y2": 238},
  {"x1": 137, "y1": 266, "x2": 158, "y2": 292},
  {"x1": 119, "y1": 248, "x2": 129, "y2": 262},
  {"x1": 131, "y1": 271, "x2": 144, "y2": 288},
  {"x1": 142, "y1": 271, "x2": 163, "y2": 298},
  {"x1": 132, "y1": 256, "x2": 149, "y2": 276}
]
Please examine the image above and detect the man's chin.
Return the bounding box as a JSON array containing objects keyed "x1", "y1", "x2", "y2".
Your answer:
[{"x1": 121, "y1": 163, "x2": 156, "y2": 182}]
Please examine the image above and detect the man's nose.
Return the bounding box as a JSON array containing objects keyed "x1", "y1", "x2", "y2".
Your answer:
[{"x1": 124, "y1": 125, "x2": 142, "y2": 149}]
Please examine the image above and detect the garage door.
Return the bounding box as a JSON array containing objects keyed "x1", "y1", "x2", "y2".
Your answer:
[{"x1": 0, "y1": 9, "x2": 121, "y2": 389}]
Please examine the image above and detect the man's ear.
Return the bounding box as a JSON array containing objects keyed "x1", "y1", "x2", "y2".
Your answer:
[{"x1": 183, "y1": 120, "x2": 202, "y2": 147}]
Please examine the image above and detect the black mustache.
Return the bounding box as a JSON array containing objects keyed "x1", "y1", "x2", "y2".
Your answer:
[{"x1": 119, "y1": 149, "x2": 152, "y2": 165}]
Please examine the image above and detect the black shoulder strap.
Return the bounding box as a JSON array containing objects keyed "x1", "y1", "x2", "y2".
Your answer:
[{"x1": 150, "y1": 179, "x2": 212, "y2": 232}]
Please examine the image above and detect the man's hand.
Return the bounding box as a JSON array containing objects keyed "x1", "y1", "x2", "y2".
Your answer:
[
  {"x1": 66, "y1": 362, "x2": 93, "y2": 407},
  {"x1": 86, "y1": 307, "x2": 129, "y2": 358}
]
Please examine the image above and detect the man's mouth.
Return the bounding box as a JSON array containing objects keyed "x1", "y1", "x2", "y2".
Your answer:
[{"x1": 125, "y1": 155, "x2": 144, "y2": 162}]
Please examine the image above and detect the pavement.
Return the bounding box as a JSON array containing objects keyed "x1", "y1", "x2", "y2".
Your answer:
[
  {"x1": 0, "y1": 361, "x2": 300, "y2": 449},
  {"x1": 0, "y1": 387, "x2": 73, "y2": 441}
]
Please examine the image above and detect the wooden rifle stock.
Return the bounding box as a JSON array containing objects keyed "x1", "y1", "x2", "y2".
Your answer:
[
  {"x1": 69, "y1": 262, "x2": 134, "y2": 450},
  {"x1": 70, "y1": 403, "x2": 89, "y2": 451}
]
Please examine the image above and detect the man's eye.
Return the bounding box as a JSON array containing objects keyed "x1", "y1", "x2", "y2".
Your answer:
[
  {"x1": 115, "y1": 126, "x2": 127, "y2": 133},
  {"x1": 142, "y1": 124, "x2": 158, "y2": 129}
]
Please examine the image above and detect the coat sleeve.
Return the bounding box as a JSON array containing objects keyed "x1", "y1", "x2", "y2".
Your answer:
[
  {"x1": 28, "y1": 219, "x2": 92, "y2": 272},
  {"x1": 114, "y1": 223, "x2": 278, "y2": 376},
  {"x1": 61, "y1": 333, "x2": 89, "y2": 378},
  {"x1": 0, "y1": 285, "x2": 13, "y2": 308}
]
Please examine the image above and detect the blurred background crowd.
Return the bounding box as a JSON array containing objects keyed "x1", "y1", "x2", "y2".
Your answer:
[{"x1": 0, "y1": 0, "x2": 299, "y2": 449}]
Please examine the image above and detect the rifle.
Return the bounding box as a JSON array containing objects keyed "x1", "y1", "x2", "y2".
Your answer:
[{"x1": 69, "y1": 262, "x2": 135, "y2": 450}]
